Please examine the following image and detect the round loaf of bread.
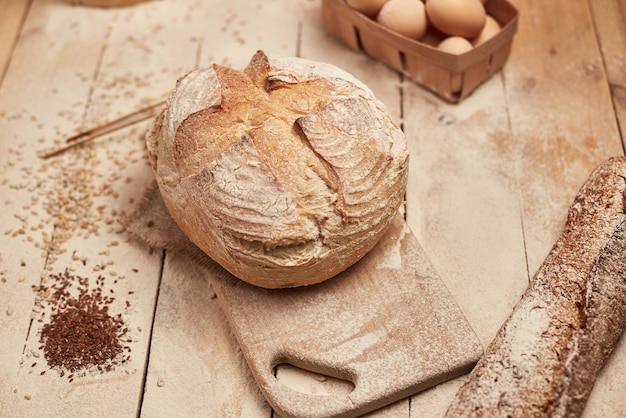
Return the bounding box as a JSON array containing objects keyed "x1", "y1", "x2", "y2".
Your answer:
[{"x1": 146, "y1": 50, "x2": 409, "y2": 288}]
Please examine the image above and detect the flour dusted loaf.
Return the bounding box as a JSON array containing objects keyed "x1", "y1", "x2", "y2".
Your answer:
[
  {"x1": 146, "y1": 51, "x2": 409, "y2": 288},
  {"x1": 446, "y1": 156, "x2": 626, "y2": 417}
]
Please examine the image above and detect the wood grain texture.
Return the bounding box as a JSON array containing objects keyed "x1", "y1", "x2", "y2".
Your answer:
[
  {"x1": 140, "y1": 253, "x2": 271, "y2": 417},
  {"x1": 0, "y1": 0, "x2": 30, "y2": 83},
  {"x1": 504, "y1": 0, "x2": 623, "y2": 274},
  {"x1": 1, "y1": 0, "x2": 626, "y2": 417},
  {"x1": 589, "y1": 0, "x2": 626, "y2": 152},
  {"x1": 0, "y1": 1, "x2": 162, "y2": 415}
]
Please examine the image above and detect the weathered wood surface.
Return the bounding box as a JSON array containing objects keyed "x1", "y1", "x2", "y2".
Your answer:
[
  {"x1": 1, "y1": 0, "x2": 625, "y2": 416},
  {"x1": 0, "y1": 0, "x2": 31, "y2": 81}
]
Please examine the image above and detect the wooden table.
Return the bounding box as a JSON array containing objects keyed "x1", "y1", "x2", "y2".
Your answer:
[{"x1": 1, "y1": 0, "x2": 625, "y2": 416}]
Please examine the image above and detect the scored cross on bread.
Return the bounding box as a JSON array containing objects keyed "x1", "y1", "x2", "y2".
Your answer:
[{"x1": 147, "y1": 50, "x2": 408, "y2": 288}]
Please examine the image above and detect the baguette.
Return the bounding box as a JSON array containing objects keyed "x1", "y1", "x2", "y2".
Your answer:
[{"x1": 446, "y1": 156, "x2": 626, "y2": 417}]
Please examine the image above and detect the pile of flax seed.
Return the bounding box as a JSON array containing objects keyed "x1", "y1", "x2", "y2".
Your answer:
[{"x1": 36, "y1": 270, "x2": 132, "y2": 382}]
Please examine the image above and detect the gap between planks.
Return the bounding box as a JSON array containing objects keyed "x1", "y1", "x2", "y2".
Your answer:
[{"x1": 0, "y1": 0, "x2": 31, "y2": 85}]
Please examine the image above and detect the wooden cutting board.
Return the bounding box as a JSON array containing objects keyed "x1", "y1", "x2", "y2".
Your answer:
[
  {"x1": 127, "y1": 188, "x2": 482, "y2": 417},
  {"x1": 210, "y1": 214, "x2": 482, "y2": 418}
]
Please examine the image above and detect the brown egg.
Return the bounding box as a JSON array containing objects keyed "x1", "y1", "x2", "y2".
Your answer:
[
  {"x1": 426, "y1": 0, "x2": 486, "y2": 38},
  {"x1": 437, "y1": 36, "x2": 473, "y2": 54},
  {"x1": 346, "y1": 0, "x2": 388, "y2": 18},
  {"x1": 377, "y1": 0, "x2": 428, "y2": 40},
  {"x1": 471, "y1": 15, "x2": 501, "y2": 46}
]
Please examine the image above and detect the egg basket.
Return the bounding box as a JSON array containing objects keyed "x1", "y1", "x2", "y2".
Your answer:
[{"x1": 321, "y1": 0, "x2": 519, "y2": 103}]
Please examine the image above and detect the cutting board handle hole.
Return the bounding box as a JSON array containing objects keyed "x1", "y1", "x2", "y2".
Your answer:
[{"x1": 272, "y1": 361, "x2": 355, "y2": 397}]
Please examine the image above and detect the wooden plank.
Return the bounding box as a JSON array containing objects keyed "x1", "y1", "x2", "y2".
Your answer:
[
  {"x1": 403, "y1": 74, "x2": 528, "y2": 345},
  {"x1": 195, "y1": 0, "x2": 308, "y2": 71},
  {"x1": 0, "y1": 0, "x2": 30, "y2": 83},
  {"x1": 1, "y1": 0, "x2": 112, "y2": 411},
  {"x1": 500, "y1": 0, "x2": 626, "y2": 417},
  {"x1": 139, "y1": 253, "x2": 270, "y2": 417},
  {"x1": 80, "y1": 1, "x2": 198, "y2": 126},
  {"x1": 401, "y1": 69, "x2": 528, "y2": 415},
  {"x1": 591, "y1": 0, "x2": 626, "y2": 84},
  {"x1": 0, "y1": 1, "x2": 163, "y2": 416},
  {"x1": 505, "y1": 0, "x2": 623, "y2": 272},
  {"x1": 589, "y1": 0, "x2": 626, "y2": 149}
]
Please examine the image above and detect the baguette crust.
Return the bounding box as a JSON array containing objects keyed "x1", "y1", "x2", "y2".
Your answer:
[
  {"x1": 446, "y1": 156, "x2": 626, "y2": 417},
  {"x1": 146, "y1": 51, "x2": 408, "y2": 288}
]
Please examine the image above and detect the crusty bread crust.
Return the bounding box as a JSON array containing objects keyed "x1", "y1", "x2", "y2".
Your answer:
[
  {"x1": 146, "y1": 50, "x2": 409, "y2": 288},
  {"x1": 445, "y1": 156, "x2": 626, "y2": 417}
]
